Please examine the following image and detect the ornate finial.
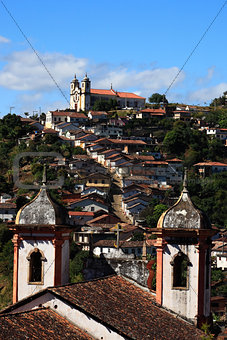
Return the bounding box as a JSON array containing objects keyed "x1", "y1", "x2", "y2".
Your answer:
[
  {"x1": 74, "y1": 73, "x2": 77, "y2": 79},
  {"x1": 183, "y1": 168, "x2": 188, "y2": 192},
  {"x1": 42, "y1": 164, "x2": 47, "y2": 186},
  {"x1": 111, "y1": 83, "x2": 112, "y2": 89}
]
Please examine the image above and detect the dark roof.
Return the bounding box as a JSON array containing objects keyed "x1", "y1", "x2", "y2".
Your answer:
[
  {"x1": 0, "y1": 202, "x2": 16, "y2": 209},
  {"x1": 49, "y1": 275, "x2": 203, "y2": 340},
  {"x1": 0, "y1": 308, "x2": 94, "y2": 339}
]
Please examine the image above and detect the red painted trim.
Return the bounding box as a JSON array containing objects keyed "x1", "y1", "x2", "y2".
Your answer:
[
  {"x1": 154, "y1": 238, "x2": 166, "y2": 305},
  {"x1": 12, "y1": 234, "x2": 21, "y2": 303},
  {"x1": 156, "y1": 247, "x2": 163, "y2": 305},
  {"x1": 20, "y1": 235, "x2": 70, "y2": 241}
]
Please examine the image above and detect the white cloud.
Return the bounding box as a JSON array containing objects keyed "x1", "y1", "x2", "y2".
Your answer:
[
  {"x1": 197, "y1": 66, "x2": 215, "y2": 85},
  {"x1": 0, "y1": 35, "x2": 10, "y2": 43},
  {"x1": 0, "y1": 50, "x2": 88, "y2": 91},
  {"x1": 0, "y1": 48, "x2": 186, "y2": 110},
  {"x1": 189, "y1": 83, "x2": 227, "y2": 103},
  {"x1": 93, "y1": 66, "x2": 184, "y2": 98}
]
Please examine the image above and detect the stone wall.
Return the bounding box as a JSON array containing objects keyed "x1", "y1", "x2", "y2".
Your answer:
[{"x1": 83, "y1": 256, "x2": 150, "y2": 288}]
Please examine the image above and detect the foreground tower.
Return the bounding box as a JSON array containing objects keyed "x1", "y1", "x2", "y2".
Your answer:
[
  {"x1": 153, "y1": 174, "x2": 216, "y2": 326},
  {"x1": 10, "y1": 176, "x2": 71, "y2": 303}
]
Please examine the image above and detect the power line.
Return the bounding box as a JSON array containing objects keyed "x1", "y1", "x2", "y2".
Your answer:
[
  {"x1": 164, "y1": 1, "x2": 227, "y2": 96},
  {"x1": 1, "y1": 0, "x2": 70, "y2": 106}
]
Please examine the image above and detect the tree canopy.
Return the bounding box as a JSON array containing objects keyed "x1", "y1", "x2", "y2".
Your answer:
[{"x1": 148, "y1": 93, "x2": 168, "y2": 104}]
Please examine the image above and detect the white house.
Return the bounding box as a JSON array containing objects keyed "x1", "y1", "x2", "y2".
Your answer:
[
  {"x1": 67, "y1": 197, "x2": 108, "y2": 213},
  {"x1": 88, "y1": 111, "x2": 108, "y2": 120},
  {"x1": 0, "y1": 202, "x2": 17, "y2": 222}
]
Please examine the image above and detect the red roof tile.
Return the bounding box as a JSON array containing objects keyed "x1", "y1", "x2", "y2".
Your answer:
[
  {"x1": 0, "y1": 202, "x2": 16, "y2": 209},
  {"x1": 68, "y1": 211, "x2": 94, "y2": 216},
  {"x1": 140, "y1": 108, "x2": 165, "y2": 113},
  {"x1": 90, "y1": 89, "x2": 145, "y2": 99},
  {"x1": 109, "y1": 139, "x2": 147, "y2": 145},
  {"x1": 166, "y1": 158, "x2": 183, "y2": 162},
  {"x1": 43, "y1": 128, "x2": 58, "y2": 134},
  {"x1": 50, "y1": 276, "x2": 203, "y2": 340},
  {"x1": 51, "y1": 111, "x2": 87, "y2": 118},
  {"x1": 0, "y1": 308, "x2": 94, "y2": 339},
  {"x1": 194, "y1": 162, "x2": 227, "y2": 167}
]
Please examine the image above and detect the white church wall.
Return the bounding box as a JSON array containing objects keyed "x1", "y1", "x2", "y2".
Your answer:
[
  {"x1": 162, "y1": 243, "x2": 198, "y2": 322},
  {"x1": 45, "y1": 296, "x2": 124, "y2": 340},
  {"x1": 18, "y1": 238, "x2": 55, "y2": 301}
]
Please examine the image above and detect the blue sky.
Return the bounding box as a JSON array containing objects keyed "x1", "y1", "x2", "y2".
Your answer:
[{"x1": 0, "y1": 0, "x2": 227, "y2": 116}]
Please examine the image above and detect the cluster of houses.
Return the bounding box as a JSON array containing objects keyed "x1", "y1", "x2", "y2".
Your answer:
[
  {"x1": 3, "y1": 96, "x2": 227, "y2": 260},
  {"x1": 0, "y1": 79, "x2": 227, "y2": 336}
]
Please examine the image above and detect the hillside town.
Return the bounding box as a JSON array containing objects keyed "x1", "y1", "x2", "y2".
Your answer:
[{"x1": 0, "y1": 74, "x2": 226, "y2": 339}]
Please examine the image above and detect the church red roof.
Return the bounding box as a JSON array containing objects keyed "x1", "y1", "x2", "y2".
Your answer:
[{"x1": 90, "y1": 89, "x2": 145, "y2": 99}]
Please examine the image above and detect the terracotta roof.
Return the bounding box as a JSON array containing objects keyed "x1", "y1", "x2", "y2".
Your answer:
[
  {"x1": 49, "y1": 275, "x2": 203, "y2": 340},
  {"x1": 117, "y1": 91, "x2": 146, "y2": 99},
  {"x1": 87, "y1": 214, "x2": 120, "y2": 224},
  {"x1": 51, "y1": 111, "x2": 87, "y2": 118},
  {"x1": 194, "y1": 162, "x2": 227, "y2": 167},
  {"x1": 109, "y1": 139, "x2": 147, "y2": 145},
  {"x1": 145, "y1": 161, "x2": 168, "y2": 165},
  {"x1": 0, "y1": 202, "x2": 16, "y2": 209},
  {"x1": 42, "y1": 128, "x2": 58, "y2": 134},
  {"x1": 0, "y1": 308, "x2": 94, "y2": 339},
  {"x1": 125, "y1": 175, "x2": 150, "y2": 180},
  {"x1": 166, "y1": 158, "x2": 183, "y2": 162},
  {"x1": 90, "y1": 89, "x2": 145, "y2": 99},
  {"x1": 51, "y1": 111, "x2": 74, "y2": 116},
  {"x1": 68, "y1": 211, "x2": 94, "y2": 216},
  {"x1": 132, "y1": 155, "x2": 155, "y2": 161},
  {"x1": 140, "y1": 108, "x2": 165, "y2": 113},
  {"x1": 70, "y1": 113, "x2": 87, "y2": 118},
  {"x1": 20, "y1": 117, "x2": 36, "y2": 123},
  {"x1": 100, "y1": 149, "x2": 117, "y2": 154}
]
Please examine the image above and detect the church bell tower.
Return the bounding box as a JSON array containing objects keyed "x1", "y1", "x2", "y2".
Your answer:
[
  {"x1": 153, "y1": 173, "x2": 216, "y2": 327},
  {"x1": 80, "y1": 73, "x2": 91, "y2": 112},
  {"x1": 70, "y1": 73, "x2": 80, "y2": 110},
  {"x1": 10, "y1": 172, "x2": 71, "y2": 303}
]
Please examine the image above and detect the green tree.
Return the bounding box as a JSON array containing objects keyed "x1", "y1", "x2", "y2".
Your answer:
[
  {"x1": 148, "y1": 93, "x2": 168, "y2": 104},
  {"x1": 163, "y1": 122, "x2": 190, "y2": 156},
  {"x1": 92, "y1": 98, "x2": 117, "y2": 111}
]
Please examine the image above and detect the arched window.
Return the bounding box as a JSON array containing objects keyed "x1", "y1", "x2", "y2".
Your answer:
[
  {"x1": 172, "y1": 252, "x2": 189, "y2": 288},
  {"x1": 27, "y1": 248, "x2": 46, "y2": 284}
]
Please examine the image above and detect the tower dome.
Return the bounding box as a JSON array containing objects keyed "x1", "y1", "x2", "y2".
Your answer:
[
  {"x1": 157, "y1": 173, "x2": 211, "y2": 230},
  {"x1": 71, "y1": 73, "x2": 78, "y2": 83},
  {"x1": 15, "y1": 169, "x2": 65, "y2": 225},
  {"x1": 83, "y1": 73, "x2": 89, "y2": 81},
  {"x1": 15, "y1": 187, "x2": 65, "y2": 225}
]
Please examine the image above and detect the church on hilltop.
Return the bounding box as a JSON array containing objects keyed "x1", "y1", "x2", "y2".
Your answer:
[
  {"x1": 0, "y1": 172, "x2": 216, "y2": 339},
  {"x1": 70, "y1": 74, "x2": 146, "y2": 112}
]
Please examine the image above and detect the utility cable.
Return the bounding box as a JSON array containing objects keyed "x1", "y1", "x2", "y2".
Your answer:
[
  {"x1": 1, "y1": 0, "x2": 70, "y2": 106},
  {"x1": 164, "y1": 1, "x2": 227, "y2": 96}
]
